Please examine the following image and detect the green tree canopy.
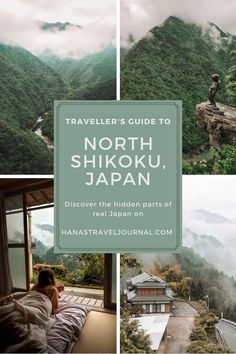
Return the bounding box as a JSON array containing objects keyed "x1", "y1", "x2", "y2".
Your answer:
[
  {"x1": 226, "y1": 50, "x2": 236, "y2": 107},
  {"x1": 120, "y1": 310, "x2": 153, "y2": 353}
]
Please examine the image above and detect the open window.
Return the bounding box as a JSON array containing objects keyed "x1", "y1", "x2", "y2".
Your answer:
[{"x1": 0, "y1": 179, "x2": 116, "y2": 311}]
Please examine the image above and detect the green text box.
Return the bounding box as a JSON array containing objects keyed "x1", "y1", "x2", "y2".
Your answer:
[{"x1": 54, "y1": 101, "x2": 182, "y2": 253}]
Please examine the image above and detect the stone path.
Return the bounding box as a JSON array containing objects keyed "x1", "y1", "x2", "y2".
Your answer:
[{"x1": 158, "y1": 301, "x2": 198, "y2": 353}]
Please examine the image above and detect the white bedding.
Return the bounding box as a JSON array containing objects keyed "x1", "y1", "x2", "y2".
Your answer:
[
  {"x1": 0, "y1": 291, "x2": 52, "y2": 353},
  {"x1": 47, "y1": 301, "x2": 89, "y2": 353},
  {"x1": 0, "y1": 292, "x2": 89, "y2": 353}
]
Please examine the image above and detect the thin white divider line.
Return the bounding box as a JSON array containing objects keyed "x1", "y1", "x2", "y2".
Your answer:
[
  {"x1": 116, "y1": 0, "x2": 120, "y2": 101},
  {"x1": 116, "y1": 252, "x2": 121, "y2": 354},
  {"x1": 0, "y1": 175, "x2": 54, "y2": 179}
]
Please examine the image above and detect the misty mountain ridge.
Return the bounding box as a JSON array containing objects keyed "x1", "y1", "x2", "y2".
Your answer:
[
  {"x1": 135, "y1": 16, "x2": 233, "y2": 50},
  {"x1": 183, "y1": 227, "x2": 236, "y2": 277},
  {"x1": 0, "y1": 43, "x2": 66, "y2": 173},
  {"x1": 0, "y1": 26, "x2": 116, "y2": 172},
  {"x1": 183, "y1": 228, "x2": 224, "y2": 249},
  {"x1": 203, "y1": 21, "x2": 233, "y2": 49},
  {"x1": 121, "y1": 15, "x2": 236, "y2": 153},
  {"x1": 40, "y1": 21, "x2": 82, "y2": 32},
  {"x1": 134, "y1": 248, "x2": 236, "y2": 322},
  {"x1": 32, "y1": 235, "x2": 49, "y2": 258},
  {"x1": 36, "y1": 224, "x2": 54, "y2": 233},
  {"x1": 192, "y1": 209, "x2": 232, "y2": 224}
]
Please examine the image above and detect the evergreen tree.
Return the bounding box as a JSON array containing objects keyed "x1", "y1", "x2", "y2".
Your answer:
[
  {"x1": 120, "y1": 254, "x2": 143, "y2": 276},
  {"x1": 120, "y1": 310, "x2": 153, "y2": 353},
  {"x1": 76, "y1": 254, "x2": 104, "y2": 285},
  {"x1": 226, "y1": 50, "x2": 236, "y2": 107}
]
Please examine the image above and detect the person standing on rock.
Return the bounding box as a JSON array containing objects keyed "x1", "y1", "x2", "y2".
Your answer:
[{"x1": 208, "y1": 74, "x2": 221, "y2": 109}]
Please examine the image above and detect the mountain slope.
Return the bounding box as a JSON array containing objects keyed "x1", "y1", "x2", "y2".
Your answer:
[
  {"x1": 40, "y1": 21, "x2": 81, "y2": 32},
  {"x1": 183, "y1": 225, "x2": 236, "y2": 279},
  {"x1": 0, "y1": 34, "x2": 116, "y2": 173},
  {"x1": 32, "y1": 236, "x2": 49, "y2": 258},
  {"x1": 137, "y1": 248, "x2": 236, "y2": 321},
  {"x1": 0, "y1": 44, "x2": 66, "y2": 129},
  {"x1": 176, "y1": 247, "x2": 236, "y2": 321},
  {"x1": 39, "y1": 47, "x2": 116, "y2": 140},
  {"x1": 0, "y1": 120, "x2": 53, "y2": 174},
  {"x1": 0, "y1": 44, "x2": 67, "y2": 173},
  {"x1": 192, "y1": 209, "x2": 231, "y2": 224},
  {"x1": 121, "y1": 16, "x2": 236, "y2": 152},
  {"x1": 41, "y1": 47, "x2": 116, "y2": 95}
]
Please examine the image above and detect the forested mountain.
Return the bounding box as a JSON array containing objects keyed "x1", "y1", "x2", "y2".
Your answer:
[
  {"x1": 0, "y1": 120, "x2": 53, "y2": 173},
  {"x1": 0, "y1": 29, "x2": 116, "y2": 173},
  {"x1": 175, "y1": 248, "x2": 236, "y2": 321},
  {"x1": 40, "y1": 21, "x2": 81, "y2": 32},
  {"x1": 0, "y1": 44, "x2": 66, "y2": 129},
  {"x1": 39, "y1": 47, "x2": 116, "y2": 141},
  {"x1": 121, "y1": 16, "x2": 236, "y2": 153},
  {"x1": 0, "y1": 44, "x2": 66, "y2": 173},
  {"x1": 65, "y1": 78, "x2": 116, "y2": 100},
  {"x1": 32, "y1": 237, "x2": 49, "y2": 258},
  {"x1": 41, "y1": 47, "x2": 116, "y2": 95},
  {"x1": 136, "y1": 247, "x2": 236, "y2": 321}
]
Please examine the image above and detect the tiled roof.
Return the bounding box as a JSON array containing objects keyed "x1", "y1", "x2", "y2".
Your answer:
[
  {"x1": 129, "y1": 271, "x2": 167, "y2": 286},
  {"x1": 129, "y1": 294, "x2": 173, "y2": 303},
  {"x1": 136, "y1": 282, "x2": 167, "y2": 288}
]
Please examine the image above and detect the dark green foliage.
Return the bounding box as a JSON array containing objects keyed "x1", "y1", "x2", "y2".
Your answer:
[
  {"x1": 33, "y1": 254, "x2": 104, "y2": 287},
  {"x1": 32, "y1": 238, "x2": 48, "y2": 259},
  {"x1": 76, "y1": 254, "x2": 104, "y2": 286},
  {"x1": 120, "y1": 254, "x2": 143, "y2": 276},
  {"x1": 33, "y1": 263, "x2": 67, "y2": 278},
  {"x1": 32, "y1": 253, "x2": 44, "y2": 264},
  {"x1": 190, "y1": 326, "x2": 207, "y2": 341},
  {"x1": 195, "y1": 312, "x2": 218, "y2": 335},
  {"x1": 0, "y1": 41, "x2": 115, "y2": 173},
  {"x1": 187, "y1": 340, "x2": 232, "y2": 353},
  {"x1": 41, "y1": 79, "x2": 116, "y2": 143},
  {"x1": 190, "y1": 280, "x2": 205, "y2": 301},
  {"x1": 0, "y1": 120, "x2": 53, "y2": 174},
  {"x1": 120, "y1": 310, "x2": 153, "y2": 353},
  {"x1": 42, "y1": 47, "x2": 116, "y2": 99},
  {"x1": 70, "y1": 47, "x2": 116, "y2": 90},
  {"x1": 43, "y1": 247, "x2": 61, "y2": 265},
  {"x1": 226, "y1": 51, "x2": 236, "y2": 106},
  {"x1": 213, "y1": 145, "x2": 236, "y2": 174},
  {"x1": 40, "y1": 22, "x2": 80, "y2": 31},
  {"x1": 0, "y1": 43, "x2": 66, "y2": 173},
  {"x1": 40, "y1": 48, "x2": 116, "y2": 142},
  {"x1": 182, "y1": 158, "x2": 214, "y2": 174},
  {"x1": 183, "y1": 145, "x2": 236, "y2": 174},
  {"x1": 187, "y1": 313, "x2": 231, "y2": 354},
  {"x1": 65, "y1": 78, "x2": 116, "y2": 100},
  {"x1": 0, "y1": 44, "x2": 66, "y2": 129},
  {"x1": 175, "y1": 248, "x2": 236, "y2": 322},
  {"x1": 41, "y1": 111, "x2": 54, "y2": 142},
  {"x1": 121, "y1": 16, "x2": 236, "y2": 152},
  {"x1": 151, "y1": 263, "x2": 192, "y2": 299}
]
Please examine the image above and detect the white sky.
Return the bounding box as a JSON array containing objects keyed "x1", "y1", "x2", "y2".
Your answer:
[
  {"x1": 31, "y1": 208, "x2": 54, "y2": 248},
  {"x1": 183, "y1": 175, "x2": 236, "y2": 220},
  {"x1": 183, "y1": 175, "x2": 236, "y2": 276},
  {"x1": 137, "y1": 176, "x2": 236, "y2": 275},
  {"x1": 121, "y1": 0, "x2": 236, "y2": 45},
  {"x1": 0, "y1": 0, "x2": 116, "y2": 58}
]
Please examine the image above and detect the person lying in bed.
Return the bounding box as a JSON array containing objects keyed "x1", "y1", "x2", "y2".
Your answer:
[{"x1": 31, "y1": 269, "x2": 64, "y2": 314}]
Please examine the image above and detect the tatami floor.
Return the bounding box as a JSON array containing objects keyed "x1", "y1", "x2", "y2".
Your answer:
[{"x1": 72, "y1": 311, "x2": 116, "y2": 354}]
